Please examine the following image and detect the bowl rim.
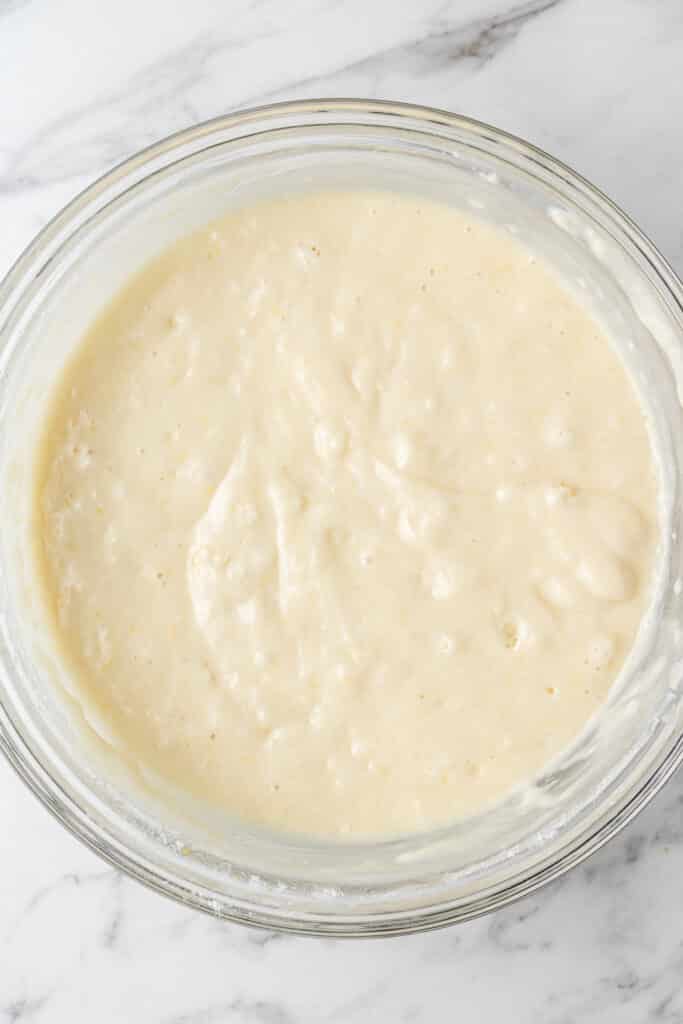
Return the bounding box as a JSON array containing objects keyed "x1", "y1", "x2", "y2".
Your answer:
[{"x1": 2, "y1": 97, "x2": 683, "y2": 937}]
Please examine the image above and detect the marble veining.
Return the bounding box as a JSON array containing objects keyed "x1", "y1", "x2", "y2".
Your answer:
[{"x1": 2, "y1": 0, "x2": 683, "y2": 1021}]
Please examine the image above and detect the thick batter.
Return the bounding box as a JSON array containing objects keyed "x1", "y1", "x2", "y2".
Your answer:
[{"x1": 35, "y1": 191, "x2": 658, "y2": 837}]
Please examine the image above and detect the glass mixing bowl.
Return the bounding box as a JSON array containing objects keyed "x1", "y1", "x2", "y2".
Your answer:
[{"x1": 1, "y1": 99, "x2": 683, "y2": 937}]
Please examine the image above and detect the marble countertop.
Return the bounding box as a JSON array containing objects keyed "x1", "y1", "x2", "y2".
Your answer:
[{"x1": 2, "y1": 1, "x2": 683, "y2": 1020}]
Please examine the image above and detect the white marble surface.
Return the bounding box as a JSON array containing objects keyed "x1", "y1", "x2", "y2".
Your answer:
[{"x1": 2, "y1": 1, "x2": 683, "y2": 1020}]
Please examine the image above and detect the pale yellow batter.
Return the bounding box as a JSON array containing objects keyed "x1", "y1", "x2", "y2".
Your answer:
[{"x1": 35, "y1": 191, "x2": 658, "y2": 837}]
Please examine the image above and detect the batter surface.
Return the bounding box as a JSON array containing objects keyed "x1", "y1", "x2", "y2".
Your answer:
[{"x1": 35, "y1": 191, "x2": 658, "y2": 837}]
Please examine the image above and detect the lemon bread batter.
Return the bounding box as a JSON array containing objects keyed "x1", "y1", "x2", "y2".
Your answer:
[{"x1": 35, "y1": 191, "x2": 658, "y2": 837}]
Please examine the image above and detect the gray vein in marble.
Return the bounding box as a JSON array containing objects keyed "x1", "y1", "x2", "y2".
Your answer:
[
  {"x1": 22, "y1": 869, "x2": 112, "y2": 916},
  {"x1": 0, "y1": 0, "x2": 564, "y2": 196},
  {"x1": 397, "y1": 0, "x2": 565, "y2": 67},
  {"x1": 325, "y1": 980, "x2": 392, "y2": 1022},
  {"x1": 1, "y1": 868, "x2": 114, "y2": 946},
  {"x1": 653, "y1": 992, "x2": 683, "y2": 1023},
  {"x1": 100, "y1": 872, "x2": 125, "y2": 950},
  {"x1": 1, "y1": 997, "x2": 49, "y2": 1024},
  {"x1": 154, "y1": 908, "x2": 305, "y2": 962},
  {"x1": 168, "y1": 1000, "x2": 297, "y2": 1024},
  {"x1": 252, "y1": 0, "x2": 565, "y2": 103},
  {"x1": 0, "y1": 0, "x2": 30, "y2": 15},
  {"x1": 541, "y1": 966, "x2": 669, "y2": 1024},
  {"x1": 486, "y1": 899, "x2": 552, "y2": 953},
  {"x1": 0, "y1": 8, "x2": 286, "y2": 193},
  {"x1": 243, "y1": 928, "x2": 286, "y2": 948}
]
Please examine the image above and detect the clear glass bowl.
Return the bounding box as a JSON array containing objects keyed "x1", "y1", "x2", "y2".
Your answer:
[{"x1": 1, "y1": 99, "x2": 683, "y2": 937}]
